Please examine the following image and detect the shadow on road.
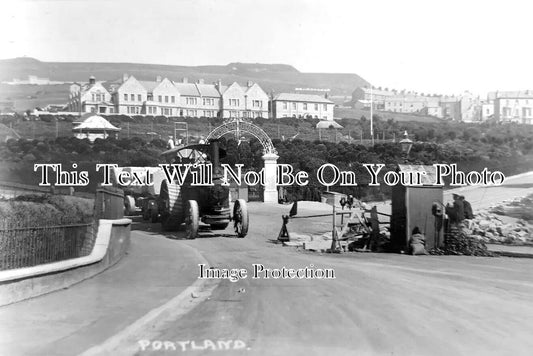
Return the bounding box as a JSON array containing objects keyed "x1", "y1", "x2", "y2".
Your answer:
[{"x1": 128, "y1": 215, "x2": 240, "y2": 240}]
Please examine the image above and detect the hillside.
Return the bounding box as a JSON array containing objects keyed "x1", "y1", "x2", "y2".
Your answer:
[{"x1": 0, "y1": 57, "x2": 368, "y2": 97}]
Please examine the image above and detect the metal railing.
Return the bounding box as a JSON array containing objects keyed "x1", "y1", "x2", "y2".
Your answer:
[{"x1": 0, "y1": 222, "x2": 95, "y2": 271}]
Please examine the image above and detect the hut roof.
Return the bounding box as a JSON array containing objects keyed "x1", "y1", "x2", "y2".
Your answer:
[
  {"x1": 397, "y1": 164, "x2": 439, "y2": 186},
  {"x1": 72, "y1": 115, "x2": 120, "y2": 131},
  {"x1": 316, "y1": 120, "x2": 343, "y2": 129}
]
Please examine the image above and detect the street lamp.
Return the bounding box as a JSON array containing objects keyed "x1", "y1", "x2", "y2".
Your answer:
[{"x1": 399, "y1": 130, "x2": 413, "y2": 162}]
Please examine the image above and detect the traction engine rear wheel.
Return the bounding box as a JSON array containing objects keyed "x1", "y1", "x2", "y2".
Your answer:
[{"x1": 159, "y1": 181, "x2": 182, "y2": 231}]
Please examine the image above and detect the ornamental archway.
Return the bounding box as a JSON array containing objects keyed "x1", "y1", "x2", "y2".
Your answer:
[{"x1": 206, "y1": 118, "x2": 278, "y2": 203}]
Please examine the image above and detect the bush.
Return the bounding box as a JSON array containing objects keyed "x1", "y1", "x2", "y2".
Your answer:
[{"x1": 1, "y1": 194, "x2": 94, "y2": 226}]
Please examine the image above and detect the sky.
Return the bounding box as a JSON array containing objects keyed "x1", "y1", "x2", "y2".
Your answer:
[{"x1": 1, "y1": 0, "x2": 533, "y2": 96}]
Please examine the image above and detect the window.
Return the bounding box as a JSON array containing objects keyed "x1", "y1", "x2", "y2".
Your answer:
[
  {"x1": 292, "y1": 102, "x2": 296, "y2": 110},
  {"x1": 158, "y1": 95, "x2": 162, "y2": 102},
  {"x1": 283, "y1": 102, "x2": 288, "y2": 110},
  {"x1": 124, "y1": 94, "x2": 128, "y2": 101},
  {"x1": 253, "y1": 100, "x2": 262, "y2": 108},
  {"x1": 138, "y1": 94, "x2": 142, "y2": 101},
  {"x1": 130, "y1": 94, "x2": 134, "y2": 101},
  {"x1": 92, "y1": 94, "x2": 95, "y2": 101},
  {"x1": 165, "y1": 96, "x2": 169, "y2": 103},
  {"x1": 148, "y1": 94, "x2": 153, "y2": 101},
  {"x1": 303, "y1": 103, "x2": 307, "y2": 110},
  {"x1": 171, "y1": 96, "x2": 175, "y2": 103},
  {"x1": 323, "y1": 104, "x2": 327, "y2": 111},
  {"x1": 229, "y1": 99, "x2": 239, "y2": 107},
  {"x1": 314, "y1": 104, "x2": 318, "y2": 111},
  {"x1": 203, "y1": 98, "x2": 215, "y2": 106},
  {"x1": 186, "y1": 97, "x2": 197, "y2": 105}
]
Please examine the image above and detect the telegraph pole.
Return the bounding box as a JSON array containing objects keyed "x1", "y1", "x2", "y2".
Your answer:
[{"x1": 370, "y1": 86, "x2": 374, "y2": 146}]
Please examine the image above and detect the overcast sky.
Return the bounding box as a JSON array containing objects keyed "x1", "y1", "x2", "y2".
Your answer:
[{"x1": 1, "y1": 0, "x2": 532, "y2": 96}]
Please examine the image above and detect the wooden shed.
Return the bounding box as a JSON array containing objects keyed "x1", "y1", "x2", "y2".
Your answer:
[{"x1": 390, "y1": 165, "x2": 444, "y2": 252}]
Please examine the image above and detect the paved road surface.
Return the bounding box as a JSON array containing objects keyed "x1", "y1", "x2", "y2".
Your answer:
[
  {"x1": 2, "y1": 172, "x2": 533, "y2": 356},
  {"x1": 0, "y1": 230, "x2": 203, "y2": 356},
  {"x1": 108, "y1": 201, "x2": 533, "y2": 356}
]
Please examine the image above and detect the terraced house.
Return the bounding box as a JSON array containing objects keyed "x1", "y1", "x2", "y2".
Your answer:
[
  {"x1": 71, "y1": 75, "x2": 269, "y2": 118},
  {"x1": 115, "y1": 75, "x2": 147, "y2": 115},
  {"x1": 71, "y1": 75, "x2": 336, "y2": 120}
]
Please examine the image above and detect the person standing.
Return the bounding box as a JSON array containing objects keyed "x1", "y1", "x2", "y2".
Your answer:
[
  {"x1": 446, "y1": 193, "x2": 465, "y2": 224},
  {"x1": 461, "y1": 195, "x2": 474, "y2": 219}
]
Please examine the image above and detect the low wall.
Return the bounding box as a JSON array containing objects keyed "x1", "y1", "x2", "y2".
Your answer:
[{"x1": 0, "y1": 218, "x2": 131, "y2": 306}]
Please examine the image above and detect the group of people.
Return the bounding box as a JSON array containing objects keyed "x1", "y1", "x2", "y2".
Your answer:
[
  {"x1": 445, "y1": 193, "x2": 474, "y2": 224},
  {"x1": 410, "y1": 193, "x2": 474, "y2": 255}
]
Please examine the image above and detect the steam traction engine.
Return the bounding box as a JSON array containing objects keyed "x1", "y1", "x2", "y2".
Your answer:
[{"x1": 156, "y1": 139, "x2": 249, "y2": 239}]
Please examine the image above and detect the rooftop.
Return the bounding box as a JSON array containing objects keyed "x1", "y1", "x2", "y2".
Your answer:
[{"x1": 274, "y1": 93, "x2": 333, "y2": 104}]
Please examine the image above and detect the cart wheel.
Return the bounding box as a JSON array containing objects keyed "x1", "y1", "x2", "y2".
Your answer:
[
  {"x1": 233, "y1": 199, "x2": 249, "y2": 238},
  {"x1": 185, "y1": 200, "x2": 199, "y2": 240}
]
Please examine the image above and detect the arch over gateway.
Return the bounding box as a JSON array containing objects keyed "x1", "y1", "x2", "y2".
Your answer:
[
  {"x1": 205, "y1": 118, "x2": 277, "y2": 155},
  {"x1": 206, "y1": 118, "x2": 279, "y2": 203}
]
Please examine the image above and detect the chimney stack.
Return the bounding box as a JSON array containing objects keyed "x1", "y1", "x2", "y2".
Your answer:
[
  {"x1": 183, "y1": 77, "x2": 188, "y2": 83},
  {"x1": 123, "y1": 73, "x2": 129, "y2": 82},
  {"x1": 198, "y1": 79, "x2": 204, "y2": 84},
  {"x1": 89, "y1": 75, "x2": 96, "y2": 85},
  {"x1": 214, "y1": 79, "x2": 222, "y2": 90},
  {"x1": 156, "y1": 75, "x2": 162, "y2": 82},
  {"x1": 247, "y1": 80, "x2": 253, "y2": 88}
]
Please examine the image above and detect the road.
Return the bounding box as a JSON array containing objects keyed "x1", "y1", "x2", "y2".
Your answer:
[
  {"x1": 3, "y1": 172, "x2": 533, "y2": 356},
  {"x1": 109, "y1": 193, "x2": 533, "y2": 356}
]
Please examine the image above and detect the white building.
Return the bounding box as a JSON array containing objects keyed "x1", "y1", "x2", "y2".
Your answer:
[
  {"x1": 492, "y1": 91, "x2": 533, "y2": 124},
  {"x1": 272, "y1": 93, "x2": 334, "y2": 120}
]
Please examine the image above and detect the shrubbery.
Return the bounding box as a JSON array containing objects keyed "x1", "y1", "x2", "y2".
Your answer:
[{"x1": 0, "y1": 195, "x2": 94, "y2": 227}]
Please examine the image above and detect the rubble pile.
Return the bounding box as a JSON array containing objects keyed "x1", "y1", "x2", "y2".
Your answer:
[
  {"x1": 462, "y1": 213, "x2": 531, "y2": 244},
  {"x1": 430, "y1": 225, "x2": 494, "y2": 256}
]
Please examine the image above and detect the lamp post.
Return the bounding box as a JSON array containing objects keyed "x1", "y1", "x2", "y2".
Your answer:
[{"x1": 399, "y1": 130, "x2": 413, "y2": 163}]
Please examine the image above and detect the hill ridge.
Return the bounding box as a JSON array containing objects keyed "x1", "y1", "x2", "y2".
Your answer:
[{"x1": 0, "y1": 57, "x2": 368, "y2": 96}]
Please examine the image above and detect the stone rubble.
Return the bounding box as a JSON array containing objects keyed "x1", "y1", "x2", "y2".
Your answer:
[{"x1": 464, "y1": 195, "x2": 533, "y2": 245}]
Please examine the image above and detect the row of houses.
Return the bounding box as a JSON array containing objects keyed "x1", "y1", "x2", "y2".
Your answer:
[
  {"x1": 68, "y1": 75, "x2": 335, "y2": 120},
  {"x1": 351, "y1": 86, "x2": 533, "y2": 124},
  {"x1": 351, "y1": 87, "x2": 479, "y2": 122}
]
